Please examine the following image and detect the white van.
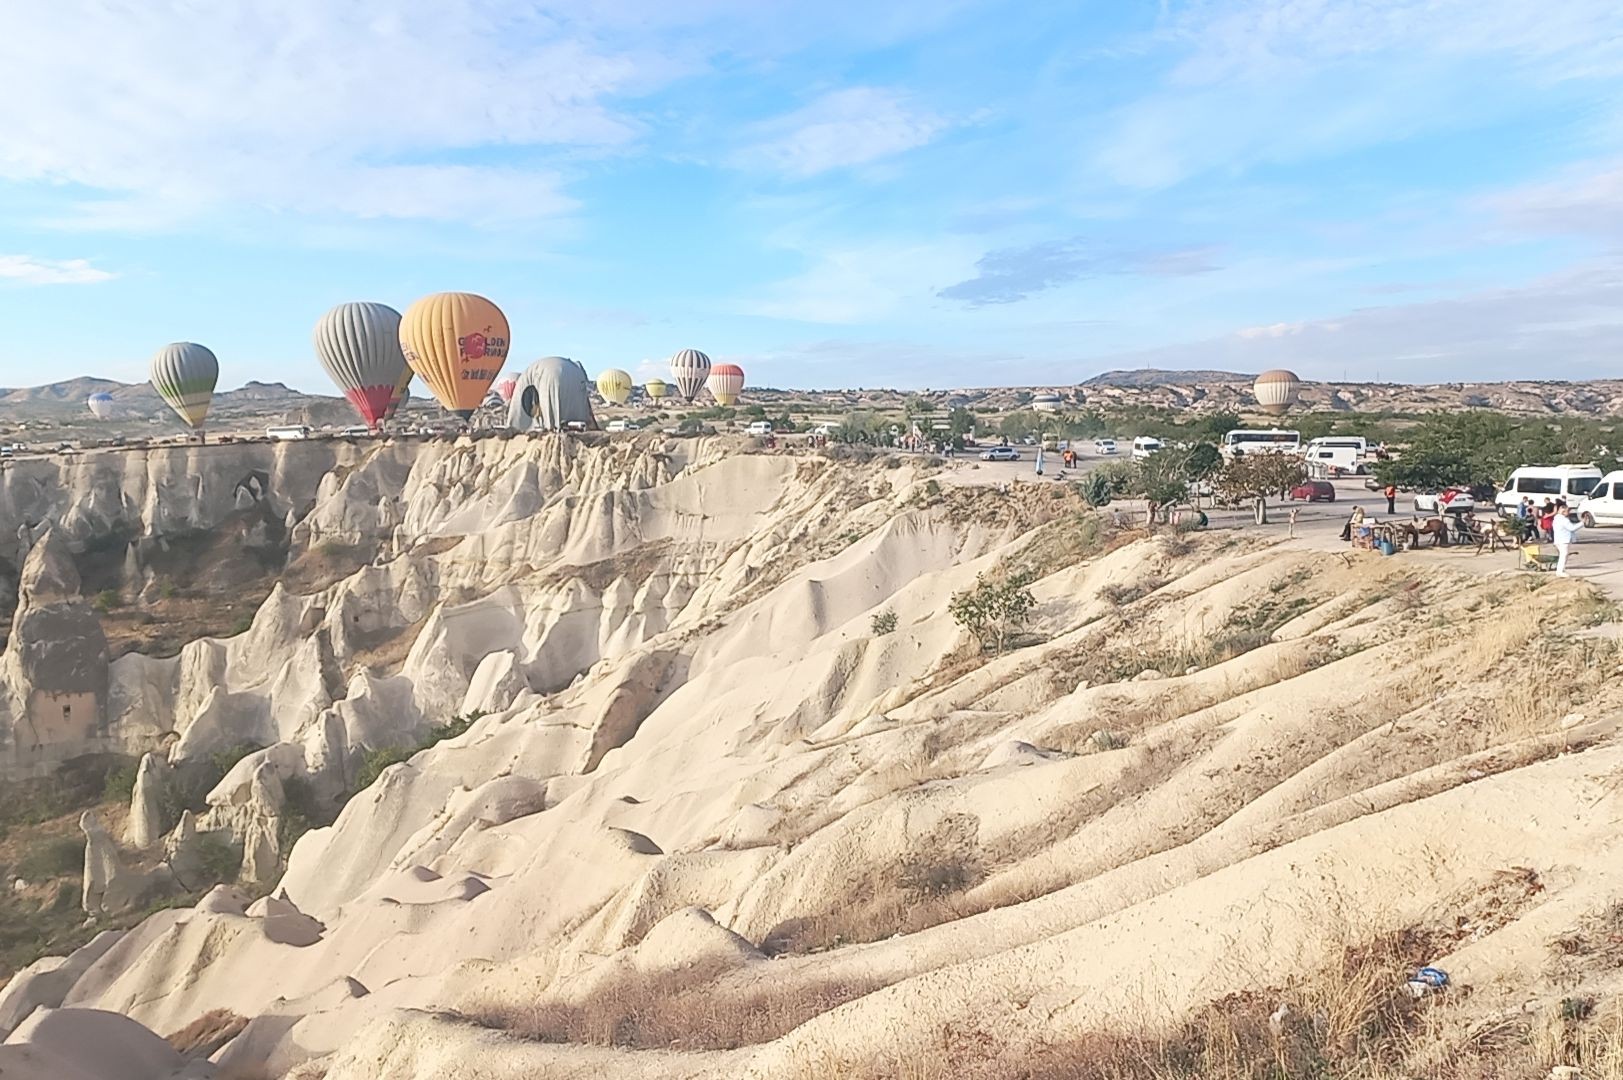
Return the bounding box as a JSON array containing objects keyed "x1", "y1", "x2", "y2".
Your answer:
[
  {"x1": 605, "y1": 419, "x2": 637, "y2": 433},
  {"x1": 1131, "y1": 436, "x2": 1163, "y2": 460},
  {"x1": 1495, "y1": 464, "x2": 1603, "y2": 514},
  {"x1": 1093, "y1": 438, "x2": 1118, "y2": 455},
  {"x1": 746, "y1": 421, "x2": 773, "y2": 436},
  {"x1": 1576, "y1": 470, "x2": 1623, "y2": 526},
  {"x1": 1303, "y1": 436, "x2": 1368, "y2": 477}
]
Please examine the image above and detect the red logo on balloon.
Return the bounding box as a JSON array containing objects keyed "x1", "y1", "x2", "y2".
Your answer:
[{"x1": 461, "y1": 333, "x2": 487, "y2": 360}]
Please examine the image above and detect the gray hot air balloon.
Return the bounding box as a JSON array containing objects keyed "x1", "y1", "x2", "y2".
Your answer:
[
  {"x1": 314, "y1": 302, "x2": 408, "y2": 429},
  {"x1": 87, "y1": 392, "x2": 115, "y2": 419},
  {"x1": 149, "y1": 342, "x2": 219, "y2": 430},
  {"x1": 508, "y1": 357, "x2": 598, "y2": 433},
  {"x1": 669, "y1": 348, "x2": 712, "y2": 403}
]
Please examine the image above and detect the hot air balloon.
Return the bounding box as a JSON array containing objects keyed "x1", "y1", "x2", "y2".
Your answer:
[
  {"x1": 313, "y1": 302, "x2": 408, "y2": 430},
  {"x1": 706, "y1": 363, "x2": 745, "y2": 407},
  {"x1": 669, "y1": 348, "x2": 711, "y2": 403},
  {"x1": 399, "y1": 292, "x2": 510, "y2": 418},
  {"x1": 509, "y1": 357, "x2": 597, "y2": 432},
  {"x1": 496, "y1": 375, "x2": 518, "y2": 403},
  {"x1": 87, "y1": 392, "x2": 114, "y2": 419},
  {"x1": 597, "y1": 368, "x2": 633, "y2": 405},
  {"x1": 1253, "y1": 369, "x2": 1302, "y2": 416},
  {"x1": 150, "y1": 343, "x2": 219, "y2": 431},
  {"x1": 383, "y1": 369, "x2": 412, "y2": 422},
  {"x1": 645, "y1": 378, "x2": 668, "y2": 401}
]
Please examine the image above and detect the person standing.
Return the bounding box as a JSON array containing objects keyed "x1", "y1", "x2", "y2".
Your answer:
[
  {"x1": 1384, "y1": 482, "x2": 1396, "y2": 515},
  {"x1": 1553, "y1": 506, "x2": 1582, "y2": 576}
]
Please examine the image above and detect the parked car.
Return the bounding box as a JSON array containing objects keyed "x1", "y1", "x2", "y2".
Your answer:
[
  {"x1": 1413, "y1": 487, "x2": 1475, "y2": 514},
  {"x1": 1288, "y1": 480, "x2": 1336, "y2": 502},
  {"x1": 1093, "y1": 438, "x2": 1118, "y2": 455},
  {"x1": 980, "y1": 447, "x2": 1021, "y2": 462}
]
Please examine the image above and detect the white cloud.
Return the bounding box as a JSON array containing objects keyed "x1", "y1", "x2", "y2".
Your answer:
[
  {"x1": 731, "y1": 88, "x2": 948, "y2": 177},
  {"x1": 0, "y1": 255, "x2": 115, "y2": 285},
  {"x1": 0, "y1": 0, "x2": 664, "y2": 226}
]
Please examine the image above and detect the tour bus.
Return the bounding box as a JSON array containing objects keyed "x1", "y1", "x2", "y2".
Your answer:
[
  {"x1": 1221, "y1": 429, "x2": 1301, "y2": 458},
  {"x1": 266, "y1": 425, "x2": 312, "y2": 441},
  {"x1": 1303, "y1": 436, "x2": 1369, "y2": 477}
]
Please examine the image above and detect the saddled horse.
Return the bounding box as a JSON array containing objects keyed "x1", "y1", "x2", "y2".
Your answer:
[{"x1": 1399, "y1": 516, "x2": 1451, "y2": 549}]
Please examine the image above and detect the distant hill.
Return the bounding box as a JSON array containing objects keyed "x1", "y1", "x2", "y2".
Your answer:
[{"x1": 1084, "y1": 369, "x2": 1252, "y2": 387}]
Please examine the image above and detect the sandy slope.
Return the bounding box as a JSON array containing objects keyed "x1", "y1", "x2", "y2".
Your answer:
[{"x1": 4, "y1": 441, "x2": 1622, "y2": 1078}]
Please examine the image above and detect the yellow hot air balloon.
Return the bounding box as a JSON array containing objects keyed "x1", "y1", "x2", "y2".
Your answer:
[
  {"x1": 596, "y1": 368, "x2": 633, "y2": 405},
  {"x1": 399, "y1": 292, "x2": 510, "y2": 418},
  {"x1": 644, "y1": 378, "x2": 668, "y2": 400}
]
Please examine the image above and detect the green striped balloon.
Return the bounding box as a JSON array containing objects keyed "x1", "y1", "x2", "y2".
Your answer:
[{"x1": 150, "y1": 342, "x2": 219, "y2": 430}]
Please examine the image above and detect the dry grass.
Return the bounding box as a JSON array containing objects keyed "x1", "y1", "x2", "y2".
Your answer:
[
  {"x1": 466, "y1": 960, "x2": 880, "y2": 1051},
  {"x1": 166, "y1": 1007, "x2": 248, "y2": 1058}
]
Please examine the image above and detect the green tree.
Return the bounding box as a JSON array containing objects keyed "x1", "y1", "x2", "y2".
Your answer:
[
  {"x1": 949, "y1": 569, "x2": 1038, "y2": 655},
  {"x1": 948, "y1": 407, "x2": 977, "y2": 437},
  {"x1": 1213, "y1": 454, "x2": 1307, "y2": 525}
]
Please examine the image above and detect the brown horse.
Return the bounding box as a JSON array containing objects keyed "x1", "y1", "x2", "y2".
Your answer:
[{"x1": 1400, "y1": 516, "x2": 1451, "y2": 549}]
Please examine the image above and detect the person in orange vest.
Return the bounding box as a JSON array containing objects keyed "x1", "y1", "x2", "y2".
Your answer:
[{"x1": 1383, "y1": 483, "x2": 1396, "y2": 515}]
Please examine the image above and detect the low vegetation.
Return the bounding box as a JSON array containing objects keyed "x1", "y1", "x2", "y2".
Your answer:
[{"x1": 949, "y1": 568, "x2": 1038, "y2": 654}]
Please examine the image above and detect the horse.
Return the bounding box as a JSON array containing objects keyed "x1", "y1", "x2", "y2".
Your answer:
[{"x1": 1400, "y1": 516, "x2": 1451, "y2": 549}]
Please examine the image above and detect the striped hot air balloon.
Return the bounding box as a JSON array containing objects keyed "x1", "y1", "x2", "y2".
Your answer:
[
  {"x1": 399, "y1": 292, "x2": 510, "y2": 418},
  {"x1": 313, "y1": 302, "x2": 408, "y2": 429},
  {"x1": 1253, "y1": 369, "x2": 1302, "y2": 416},
  {"x1": 149, "y1": 343, "x2": 219, "y2": 431},
  {"x1": 644, "y1": 378, "x2": 668, "y2": 401},
  {"x1": 669, "y1": 348, "x2": 711, "y2": 403},
  {"x1": 706, "y1": 363, "x2": 745, "y2": 407},
  {"x1": 596, "y1": 368, "x2": 633, "y2": 405},
  {"x1": 87, "y1": 392, "x2": 115, "y2": 419}
]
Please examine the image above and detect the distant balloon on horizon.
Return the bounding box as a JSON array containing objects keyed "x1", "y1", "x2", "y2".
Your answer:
[
  {"x1": 495, "y1": 375, "x2": 518, "y2": 403},
  {"x1": 149, "y1": 342, "x2": 219, "y2": 431},
  {"x1": 1253, "y1": 369, "x2": 1301, "y2": 416},
  {"x1": 87, "y1": 392, "x2": 115, "y2": 419},
  {"x1": 644, "y1": 378, "x2": 669, "y2": 400}
]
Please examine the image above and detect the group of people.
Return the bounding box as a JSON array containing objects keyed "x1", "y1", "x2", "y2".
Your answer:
[{"x1": 1513, "y1": 497, "x2": 1583, "y2": 574}]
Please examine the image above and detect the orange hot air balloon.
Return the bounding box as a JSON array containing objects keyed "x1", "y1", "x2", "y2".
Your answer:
[{"x1": 399, "y1": 292, "x2": 510, "y2": 419}]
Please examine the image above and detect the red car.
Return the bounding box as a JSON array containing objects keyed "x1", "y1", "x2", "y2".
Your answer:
[{"x1": 1289, "y1": 480, "x2": 1336, "y2": 503}]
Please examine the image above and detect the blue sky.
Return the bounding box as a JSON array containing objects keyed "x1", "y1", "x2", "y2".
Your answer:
[{"x1": 3, "y1": 0, "x2": 1623, "y2": 392}]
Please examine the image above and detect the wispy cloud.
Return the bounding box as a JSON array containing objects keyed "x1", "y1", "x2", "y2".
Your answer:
[
  {"x1": 0, "y1": 255, "x2": 115, "y2": 286},
  {"x1": 1094, "y1": 258, "x2": 1623, "y2": 380},
  {"x1": 1483, "y1": 161, "x2": 1623, "y2": 245},
  {"x1": 938, "y1": 237, "x2": 1218, "y2": 305},
  {"x1": 742, "y1": 238, "x2": 978, "y2": 322},
  {"x1": 731, "y1": 88, "x2": 948, "y2": 177}
]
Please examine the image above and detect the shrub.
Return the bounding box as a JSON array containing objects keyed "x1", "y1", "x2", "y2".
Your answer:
[
  {"x1": 193, "y1": 835, "x2": 242, "y2": 885},
  {"x1": 225, "y1": 612, "x2": 254, "y2": 637},
  {"x1": 103, "y1": 761, "x2": 139, "y2": 803},
  {"x1": 17, "y1": 836, "x2": 84, "y2": 880},
  {"x1": 93, "y1": 589, "x2": 122, "y2": 613},
  {"x1": 949, "y1": 568, "x2": 1038, "y2": 655},
  {"x1": 871, "y1": 609, "x2": 898, "y2": 635},
  {"x1": 354, "y1": 745, "x2": 416, "y2": 791}
]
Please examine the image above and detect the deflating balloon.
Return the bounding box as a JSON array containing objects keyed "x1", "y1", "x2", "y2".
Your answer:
[
  {"x1": 87, "y1": 392, "x2": 114, "y2": 419},
  {"x1": 644, "y1": 378, "x2": 668, "y2": 400},
  {"x1": 669, "y1": 348, "x2": 711, "y2": 403},
  {"x1": 496, "y1": 376, "x2": 518, "y2": 403},
  {"x1": 596, "y1": 368, "x2": 633, "y2": 405},
  {"x1": 313, "y1": 302, "x2": 407, "y2": 429},
  {"x1": 509, "y1": 357, "x2": 597, "y2": 432},
  {"x1": 1253, "y1": 369, "x2": 1302, "y2": 416},
  {"x1": 149, "y1": 342, "x2": 219, "y2": 430},
  {"x1": 399, "y1": 292, "x2": 510, "y2": 418},
  {"x1": 706, "y1": 363, "x2": 745, "y2": 407}
]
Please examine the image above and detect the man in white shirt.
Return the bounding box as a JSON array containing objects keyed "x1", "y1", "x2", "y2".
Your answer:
[{"x1": 1553, "y1": 508, "x2": 1582, "y2": 576}]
